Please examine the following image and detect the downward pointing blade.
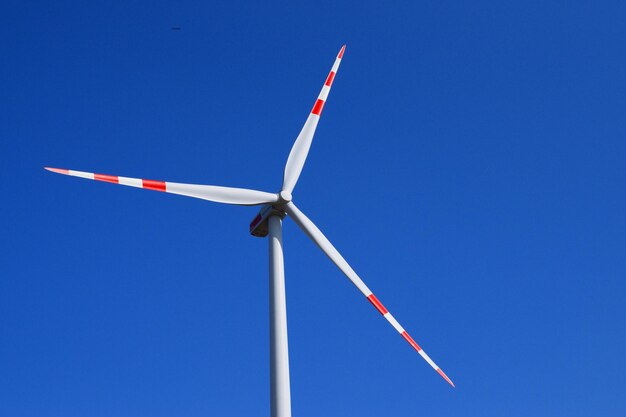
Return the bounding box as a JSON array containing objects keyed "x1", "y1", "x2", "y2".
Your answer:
[
  {"x1": 44, "y1": 167, "x2": 278, "y2": 206},
  {"x1": 285, "y1": 202, "x2": 455, "y2": 387},
  {"x1": 282, "y1": 45, "x2": 346, "y2": 194}
]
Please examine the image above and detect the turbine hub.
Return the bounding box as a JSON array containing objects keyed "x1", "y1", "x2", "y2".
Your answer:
[{"x1": 279, "y1": 190, "x2": 292, "y2": 202}]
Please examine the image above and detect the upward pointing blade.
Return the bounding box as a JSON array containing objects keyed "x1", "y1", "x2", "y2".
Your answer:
[
  {"x1": 44, "y1": 167, "x2": 279, "y2": 206},
  {"x1": 285, "y1": 202, "x2": 455, "y2": 387},
  {"x1": 282, "y1": 45, "x2": 346, "y2": 194}
]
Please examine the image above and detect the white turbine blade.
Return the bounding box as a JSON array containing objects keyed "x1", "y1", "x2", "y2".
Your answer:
[
  {"x1": 282, "y1": 45, "x2": 346, "y2": 194},
  {"x1": 44, "y1": 167, "x2": 278, "y2": 206},
  {"x1": 285, "y1": 202, "x2": 455, "y2": 387}
]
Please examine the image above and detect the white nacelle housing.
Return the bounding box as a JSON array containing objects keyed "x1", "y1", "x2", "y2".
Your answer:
[{"x1": 250, "y1": 205, "x2": 285, "y2": 237}]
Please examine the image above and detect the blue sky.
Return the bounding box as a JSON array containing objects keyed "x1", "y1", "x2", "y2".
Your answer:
[{"x1": 1, "y1": 1, "x2": 625, "y2": 416}]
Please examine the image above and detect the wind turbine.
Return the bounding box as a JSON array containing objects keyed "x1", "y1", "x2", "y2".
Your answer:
[{"x1": 45, "y1": 45, "x2": 454, "y2": 417}]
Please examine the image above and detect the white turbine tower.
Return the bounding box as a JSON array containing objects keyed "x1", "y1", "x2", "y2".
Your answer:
[{"x1": 46, "y1": 45, "x2": 454, "y2": 417}]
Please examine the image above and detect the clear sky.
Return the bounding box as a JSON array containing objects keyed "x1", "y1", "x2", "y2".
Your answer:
[{"x1": 1, "y1": 1, "x2": 625, "y2": 416}]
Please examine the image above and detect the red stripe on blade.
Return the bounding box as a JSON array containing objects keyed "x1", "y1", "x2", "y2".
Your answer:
[
  {"x1": 437, "y1": 368, "x2": 455, "y2": 387},
  {"x1": 401, "y1": 331, "x2": 422, "y2": 352},
  {"x1": 325, "y1": 71, "x2": 336, "y2": 87},
  {"x1": 142, "y1": 179, "x2": 166, "y2": 192},
  {"x1": 338, "y1": 45, "x2": 345, "y2": 59},
  {"x1": 94, "y1": 173, "x2": 119, "y2": 184},
  {"x1": 367, "y1": 294, "x2": 388, "y2": 315},
  {"x1": 45, "y1": 167, "x2": 69, "y2": 175},
  {"x1": 311, "y1": 99, "x2": 325, "y2": 116}
]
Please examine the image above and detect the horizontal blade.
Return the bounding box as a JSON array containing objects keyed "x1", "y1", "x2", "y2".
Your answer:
[
  {"x1": 282, "y1": 45, "x2": 346, "y2": 194},
  {"x1": 285, "y1": 202, "x2": 454, "y2": 387},
  {"x1": 44, "y1": 167, "x2": 278, "y2": 206}
]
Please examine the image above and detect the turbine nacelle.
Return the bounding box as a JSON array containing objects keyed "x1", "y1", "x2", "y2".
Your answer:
[
  {"x1": 249, "y1": 191, "x2": 291, "y2": 237},
  {"x1": 250, "y1": 204, "x2": 285, "y2": 237}
]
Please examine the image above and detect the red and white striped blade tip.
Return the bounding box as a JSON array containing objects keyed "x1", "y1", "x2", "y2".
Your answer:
[
  {"x1": 338, "y1": 44, "x2": 346, "y2": 57},
  {"x1": 437, "y1": 368, "x2": 455, "y2": 388},
  {"x1": 45, "y1": 167, "x2": 69, "y2": 175}
]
